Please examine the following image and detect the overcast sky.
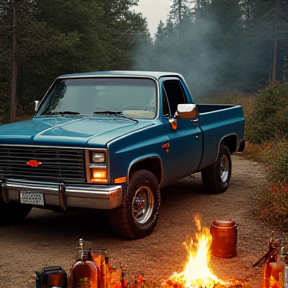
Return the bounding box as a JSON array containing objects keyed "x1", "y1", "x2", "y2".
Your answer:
[{"x1": 133, "y1": 0, "x2": 171, "y2": 37}]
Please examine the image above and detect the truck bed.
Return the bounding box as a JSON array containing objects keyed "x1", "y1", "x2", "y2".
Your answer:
[{"x1": 196, "y1": 104, "x2": 245, "y2": 170}]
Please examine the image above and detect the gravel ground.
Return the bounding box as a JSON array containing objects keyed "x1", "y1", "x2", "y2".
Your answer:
[{"x1": 0, "y1": 155, "x2": 272, "y2": 288}]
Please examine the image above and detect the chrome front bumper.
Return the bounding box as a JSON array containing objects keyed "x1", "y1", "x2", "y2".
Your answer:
[{"x1": 0, "y1": 179, "x2": 123, "y2": 210}]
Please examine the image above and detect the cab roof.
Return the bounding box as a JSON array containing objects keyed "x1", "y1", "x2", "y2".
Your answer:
[{"x1": 58, "y1": 70, "x2": 182, "y2": 80}]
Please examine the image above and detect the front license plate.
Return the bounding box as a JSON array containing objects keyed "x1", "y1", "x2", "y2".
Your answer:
[{"x1": 20, "y1": 191, "x2": 44, "y2": 206}]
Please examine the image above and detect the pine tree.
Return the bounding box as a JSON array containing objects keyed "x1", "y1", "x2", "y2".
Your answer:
[{"x1": 0, "y1": 0, "x2": 149, "y2": 121}]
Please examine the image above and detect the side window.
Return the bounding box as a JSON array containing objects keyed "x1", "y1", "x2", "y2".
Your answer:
[{"x1": 162, "y1": 79, "x2": 187, "y2": 116}]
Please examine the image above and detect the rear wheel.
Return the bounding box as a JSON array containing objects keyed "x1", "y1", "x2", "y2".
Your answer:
[
  {"x1": 201, "y1": 144, "x2": 231, "y2": 193},
  {"x1": 0, "y1": 200, "x2": 32, "y2": 225},
  {"x1": 109, "y1": 169, "x2": 160, "y2": 239}
]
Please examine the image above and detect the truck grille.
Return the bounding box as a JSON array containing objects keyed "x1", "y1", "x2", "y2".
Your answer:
[{"x1": 0, "y1": 146, "x2": 86, "y2": 182}]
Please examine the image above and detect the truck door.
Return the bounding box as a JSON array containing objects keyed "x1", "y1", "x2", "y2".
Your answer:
[{"x1": 161, "y1": 78, "x2": 203, "y2": 184}]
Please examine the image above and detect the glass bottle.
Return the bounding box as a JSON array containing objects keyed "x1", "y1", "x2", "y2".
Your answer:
[
  {"x1": 261, "y1": 232, "x2": 283, "y2": 288},
  {"x1": 69, "y1": 239, "x2": 98, "y2": 288}
]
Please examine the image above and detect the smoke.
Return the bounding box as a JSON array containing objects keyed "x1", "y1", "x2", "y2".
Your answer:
[
  {"x1": 132, "y1": 15, "x2": 227, "y2": 100},
  {"x1": 132, "y1": 2, "x2": 279, "y2": 100}
]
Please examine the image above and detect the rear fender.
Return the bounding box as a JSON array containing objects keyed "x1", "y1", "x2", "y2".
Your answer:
[{"x1": 217, "y1": 134, "x2": 238, "y2": 159}]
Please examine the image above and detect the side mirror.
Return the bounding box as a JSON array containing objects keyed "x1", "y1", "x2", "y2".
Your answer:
[
  {"x1": 177, "y1": 104, "x2": 198, "y2": 119},
  {"x1": 35, "y1": 101, "x2": 39, "y2": 112},
  {"x1": 169, "y1": 104, "x2": 198, "y2": 131}
]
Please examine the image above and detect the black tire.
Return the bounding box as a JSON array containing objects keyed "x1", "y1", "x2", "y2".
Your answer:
[
  {"x1": 201, "y1": 144, "x2": 231, "y2": 193},
  {"x1": 0, "y1": 200, "x2": 32, "y2": 225},
  {"x1": 109, "y1": 169, "x2": 160, "y2": 239}
]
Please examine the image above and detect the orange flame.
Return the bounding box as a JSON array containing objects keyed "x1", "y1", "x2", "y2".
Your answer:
[{"x1": 167, "y1": 214, "x2": 225, "y2": 288}]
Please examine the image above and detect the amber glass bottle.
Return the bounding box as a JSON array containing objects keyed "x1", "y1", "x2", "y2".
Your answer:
[{"x1": 69, "y1": 259, "x2": 98, "y2": 288}]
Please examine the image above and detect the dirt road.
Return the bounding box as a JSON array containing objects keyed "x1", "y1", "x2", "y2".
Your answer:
[{"x1": 0, "y1": 155, "x2": 271, "y2": 288}]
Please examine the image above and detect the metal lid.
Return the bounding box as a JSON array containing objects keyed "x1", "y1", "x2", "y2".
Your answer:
[{"x1": 211, "y1": 219, "x2": 236, "y2": 228}]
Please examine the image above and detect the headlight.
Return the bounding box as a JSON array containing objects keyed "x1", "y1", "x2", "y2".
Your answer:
[{"x1": 91, "y1": 152, "x2": 105, "y2": 163}]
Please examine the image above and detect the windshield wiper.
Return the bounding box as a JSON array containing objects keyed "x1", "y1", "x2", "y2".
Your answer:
[
  {"x1": 45, "y1": 111, "x2": 83, "y2": 116},
  {"x1": 93, "y1": 111, "x2": 138, "y2": 122},
  {"x1": 93, "y1": 111, "x2": 122, "y2": 115}
]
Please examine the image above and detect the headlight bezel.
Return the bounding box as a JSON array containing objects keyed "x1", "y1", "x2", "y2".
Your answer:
[{"x1": 86, "y1": 149, "x2": 108, "y2": 183}]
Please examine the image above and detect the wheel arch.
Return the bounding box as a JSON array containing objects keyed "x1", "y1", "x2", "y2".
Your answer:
[
  {"x1": 219, "y1": 134, "x2": 238, "y2": 155},
  {"x1": 128, "y1": 156, "x2": 162, "y2": 184}
]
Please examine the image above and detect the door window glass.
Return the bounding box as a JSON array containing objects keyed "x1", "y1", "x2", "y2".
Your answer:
[{"x1": 162, "y1": 80, "x2": 187, "y2": 116}]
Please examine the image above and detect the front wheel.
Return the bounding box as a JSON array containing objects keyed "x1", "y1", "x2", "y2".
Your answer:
[
  {"x1": 0, "y1": 200, "x2": 32, "y2": 225},
  {"x1": 201, "y1": 144, "x2": 231, "y2": 193},
  {"x1": 109, "y1": 169, "x2": 160, "y2": 239}
]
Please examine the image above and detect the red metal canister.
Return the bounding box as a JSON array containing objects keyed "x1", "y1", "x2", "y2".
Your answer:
[{"x1": 210, "y1": 219, "x2": 237, "y2": 258}]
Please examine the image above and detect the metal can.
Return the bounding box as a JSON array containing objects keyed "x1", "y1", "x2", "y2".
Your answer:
[{"x1": 210, "y1": 219, "x2": 237, "y2": 258}]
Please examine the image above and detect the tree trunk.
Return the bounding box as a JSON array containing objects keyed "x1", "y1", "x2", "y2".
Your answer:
[
  {"x1": 178, "y1": 0, "x2": 182, "y2": 23},
  {"x1": 10, "y1": 0, "x2": 18, "y2": 123},
  {"x1": 272, "y1": 0, "x2": 279, "y2": 85},
  {"x1": 272, "y1": 37, "x2": 277, "y2": 85}
]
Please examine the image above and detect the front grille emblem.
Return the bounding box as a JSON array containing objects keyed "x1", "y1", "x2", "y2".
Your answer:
[{"x1": 26, "y1": 160, "x2": 42, "y2": 167}]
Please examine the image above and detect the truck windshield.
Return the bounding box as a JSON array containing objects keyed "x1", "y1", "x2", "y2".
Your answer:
[{"x1": 36, "y1": 77, "x2": 157, "y2": 119}]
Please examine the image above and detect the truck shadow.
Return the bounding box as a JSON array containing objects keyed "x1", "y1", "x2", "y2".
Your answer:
[
  {"x1": 22, "y1": 208, "x2": 114, "y2": 240},
  {"x1": 160, "y1": 175, "x2": 206, "y2": 204}
]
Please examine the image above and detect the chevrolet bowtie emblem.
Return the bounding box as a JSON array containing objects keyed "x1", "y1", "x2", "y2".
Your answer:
[{"x1": 26, "y1": 160, "x2": 42, "y2": 167}]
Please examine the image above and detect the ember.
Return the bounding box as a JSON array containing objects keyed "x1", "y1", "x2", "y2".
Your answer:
[{"x1": 165, "y1": 214, "x2": 229, "y2": 288}]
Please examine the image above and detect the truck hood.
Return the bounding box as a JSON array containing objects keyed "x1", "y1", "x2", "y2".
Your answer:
[{"x1": 0, "y1": 116, "x2": 153, "y2": 147}]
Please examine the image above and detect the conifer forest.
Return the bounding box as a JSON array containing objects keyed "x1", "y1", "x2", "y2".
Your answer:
[{"x1": 0, "y1": 0, "x2": 287, "y2": 122}]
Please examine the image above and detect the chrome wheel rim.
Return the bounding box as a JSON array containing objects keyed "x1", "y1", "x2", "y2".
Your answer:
[
  {"x1": 132, "y1": 186, "x2": 154, "y2": 224},
  {"x1": 220, "y1": 155, "x2": 229, "y2": 183}
]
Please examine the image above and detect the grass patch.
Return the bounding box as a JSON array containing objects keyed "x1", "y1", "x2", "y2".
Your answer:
[{"x1": 258, "y1": 181, "x2": 288, "y2": 231}]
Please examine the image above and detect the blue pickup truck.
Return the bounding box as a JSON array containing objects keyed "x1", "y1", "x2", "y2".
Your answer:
[{"x1": 0, "y1": 71, "x2": 245, "y2": 239}]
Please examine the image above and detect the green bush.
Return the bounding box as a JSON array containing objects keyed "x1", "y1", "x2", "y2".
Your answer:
[
  {"x1": 235, "y1": 84, "x2": 288, "y2": 229},
  {"x1": 246, "y1": 83, "x2": 288, "y2": 144},
  {"x1": 255, "y1": 139, "x2": 288, "y2": 229},
  {"x1": 258, "y1": 181, "x2": 288, "y2": 231},
  {"x1": 260, "y1": 140, "x2": 288, "y2": 183}
]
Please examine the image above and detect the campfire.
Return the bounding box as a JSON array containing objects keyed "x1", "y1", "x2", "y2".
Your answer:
[
  {"x1": 33, "y1": 215, "x2": 246, "y2": 288},
  {"x1": 165, "y1": 214, "x2": 236, "y2": 288}
]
